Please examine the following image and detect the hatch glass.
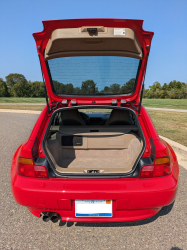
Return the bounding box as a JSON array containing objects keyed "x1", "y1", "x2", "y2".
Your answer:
[{"x1": 47, "y1": 56, "x2": 140, "y2": 95}]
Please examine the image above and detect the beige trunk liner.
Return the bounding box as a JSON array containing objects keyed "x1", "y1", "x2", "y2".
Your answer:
[{"x1": 46, "y1": 136, "x2": 143, "y2": 174}]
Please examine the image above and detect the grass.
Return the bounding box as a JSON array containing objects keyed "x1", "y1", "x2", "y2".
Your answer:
[
  {"x1": 0, "y1": 106, "x2": 111, "y2": 112},
  {"x1": 147, "y1": 110, "x2": 187, "y2": 147},
  {"x1": 0, "y1": 105, "x2": 45, "y2": 111},
  {"x1": 0, "y1": 97, "x2": 46, "y2": 103},
  {"x1": 142, "y1": 99, "x2": 187, "y2": 110},
  {"x1": 0, "y1": 98, "x2": 187, "y2": 110}
]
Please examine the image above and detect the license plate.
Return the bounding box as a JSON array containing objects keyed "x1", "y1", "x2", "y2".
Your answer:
[{"x1": 75, "y1": 200, "x2": 112, "y2": 217}]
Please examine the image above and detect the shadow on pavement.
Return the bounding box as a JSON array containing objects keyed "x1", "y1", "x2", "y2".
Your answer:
[
  {"x1": 59, "y1": 201, "x2": 174, "y2": 228},
  {"x1": 170, "y1": 248, "x2": 183, "y2": 250}
]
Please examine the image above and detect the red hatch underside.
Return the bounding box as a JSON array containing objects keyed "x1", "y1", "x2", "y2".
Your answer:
[{"x1": 33, "y1": 19, "x2": 154, "y2": 106}]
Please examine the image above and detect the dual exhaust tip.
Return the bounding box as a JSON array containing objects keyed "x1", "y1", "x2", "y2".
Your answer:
[{"x1": 43, "y1": 212, "x2": 60, "y2": 223}]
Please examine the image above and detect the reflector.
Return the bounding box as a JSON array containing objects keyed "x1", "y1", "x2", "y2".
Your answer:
[
  {"x1": 154, "y1": 157, "x2": 170, "y2": 165},
  {"x1": 18, "y1": 157, "x2": 33, "y2": 165}
]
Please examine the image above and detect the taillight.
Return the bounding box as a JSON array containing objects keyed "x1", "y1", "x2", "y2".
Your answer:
[
  {"x1": 140, "y1": 157, "x2": 171, "y2": 178},
  {"x1": 17, "y1": 157, "x2": 48, "y2": 178}
]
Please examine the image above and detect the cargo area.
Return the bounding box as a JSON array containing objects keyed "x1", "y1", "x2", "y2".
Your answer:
[{"x1": 43, "y1": 107, "x2": 145, "y2": 175}]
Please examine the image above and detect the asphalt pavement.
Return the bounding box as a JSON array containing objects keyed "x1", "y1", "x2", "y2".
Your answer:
[{"x1": 0, "y1": 112, "x2": 186, "y2": 250}]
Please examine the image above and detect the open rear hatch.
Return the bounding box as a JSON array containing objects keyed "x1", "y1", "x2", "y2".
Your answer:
[
  {"x1": 33, "y1": 18, "x2": 153, "y2": 108},
  {"x1": 33, "y1": 19, "x2": 153, "y2": 176}
]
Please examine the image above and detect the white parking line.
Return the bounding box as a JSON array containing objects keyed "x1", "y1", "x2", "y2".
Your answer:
[
  {"x1": 145, "y1": 107, "x2": 187, "y2": 112},
  {"x1": 0, "y1": 109, "x2": 41, "y2": 114},
  {"x1": 174, "y1": 152, "x2": 187, "y2": 170}
]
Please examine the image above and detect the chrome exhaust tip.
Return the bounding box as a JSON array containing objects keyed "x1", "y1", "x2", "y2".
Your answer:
[
  {"x1": 42, "y1": 212, "x2": 51, "y2": 222},
  {"x1": 51, "y1": 213, "x2": 60, "y2": 223}
]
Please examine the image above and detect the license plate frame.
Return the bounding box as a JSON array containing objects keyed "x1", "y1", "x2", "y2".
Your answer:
[{"x1": 75, "y1": 200, "x2": 112, "y2": 217}]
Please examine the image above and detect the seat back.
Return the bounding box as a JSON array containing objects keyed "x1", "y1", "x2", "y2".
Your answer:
[
  {"x1": 106, "y1": 109, "x2": 132, "y2": 125},
  {"x1": 60, "y1": 109, "x2": 85, "y2": 125}
]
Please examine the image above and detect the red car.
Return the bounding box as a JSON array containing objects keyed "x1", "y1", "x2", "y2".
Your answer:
[{"x1": 11, "y1": 18, "x2": 179, "y2": 223}]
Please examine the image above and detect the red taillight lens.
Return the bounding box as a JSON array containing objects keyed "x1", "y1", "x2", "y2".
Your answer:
[
  {"x1": 34, "y1": 165, "x2": 48, "y2": 178},
  {"x1": 140, "y1": 157, "x2": 172, "y2": 178},
  {"x1": 140, "y1": 165, "x2": 154, "y2": 178},
  {"x1": 17, "y1": 157, "x2": 48, "y2": 178}
]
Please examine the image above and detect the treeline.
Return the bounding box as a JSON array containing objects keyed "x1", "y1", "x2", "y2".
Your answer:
[
  {"x1": 0, "y1": 73, "x2": 186, "y2": 99},
  {"x1": 0, "y1": 73, "x2": 135, "y2": 96},
  {"x1": 0, "y1": 74, "x2": 45, "y2": 97},
  {"x1": 144, "y1": 81, "x2": 187, "y2": 99},
  {"x1": 53, "y1": 78, "x2": 135, "y2": 94}
]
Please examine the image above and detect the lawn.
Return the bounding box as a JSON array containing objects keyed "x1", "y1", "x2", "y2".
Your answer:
[
  {"x1": 142, "y1": 99, "x2": 187, "y2": 110},
  {"x1": 147, "y1": 110, "x2": 187, "y2": 146},
  {"x1": 0, "y1": 97, "x2": 46, "y2": 103},
  {"x1": 0, "y1": 105, "x2": 45, "y2": 111},
  {"x1": 0, "y1": 98, "x2": 187, "y2": 110}
]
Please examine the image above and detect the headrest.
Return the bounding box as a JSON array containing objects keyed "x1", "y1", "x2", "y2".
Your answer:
[
  {"x1": 106, "y1": 109, "x2": 132, "y2": 125},
  {"x1": 60, "y1": 109, "x2": 85, "y2": 125}
]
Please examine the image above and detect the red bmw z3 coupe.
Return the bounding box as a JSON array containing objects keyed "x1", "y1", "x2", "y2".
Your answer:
[{"x1": 11, "y1": 18, "x2": 179, "y2": 223}]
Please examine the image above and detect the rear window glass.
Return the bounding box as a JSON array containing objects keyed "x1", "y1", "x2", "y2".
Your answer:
[{"x1": 47, "y1": 56, "x2": 140, "y2": 95}]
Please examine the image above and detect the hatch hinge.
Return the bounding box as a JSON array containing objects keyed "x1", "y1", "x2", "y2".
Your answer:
[
  {"x1": 112, "y1": 99, "x2": 139, "y2": 111},
  {"x1": 61, "y1": 100, "x2": 68, "y2": 105},
  {"x1": 50, "y1": 102, "x2": 60, "y2": 112},
  {"x1": 111, "y1": 100, "x2": 117, "y2": 105},
  {"x1": 129, "y1": 102, "x2": 139, "y2": 112},
  {"x1": 71, "y1": 100, "x2": 77, "y2": 106},
  {"x1": 49, "y1": 99, "x2": 77, "y2": 111},
  {"x1": 121, "y1": 100, "x2": 127, "y2": 105},
  {"x1": 61, "y1": 99, "x2": 77, "y2": 107}
]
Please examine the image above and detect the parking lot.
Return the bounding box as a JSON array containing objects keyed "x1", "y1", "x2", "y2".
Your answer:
[{"x1": 0, "y1": 112, "x2": 186, "y2": 250}]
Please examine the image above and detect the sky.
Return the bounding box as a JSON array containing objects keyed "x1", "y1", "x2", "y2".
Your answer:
[{"x1": 0, "y1": 0, "x2": 187, "y2": 89}]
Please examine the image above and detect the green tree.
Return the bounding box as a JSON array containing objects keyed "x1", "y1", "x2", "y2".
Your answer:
[
  {"x1": 158, "y1": 90, "x2": 168, "y2": 99},
  {"x1": 162, "y1": 83, "x2": 169, "y2": 91},
  {"x1": 143, "y1": 89, "x2": 148, "y2": 98},
  {"x1": 6, "y1": 73, "x2": 27, "y2": 87},
  {"x1": 11, "y1": 81, "x2": 31, "y2": 97},
  {"x1": 81, "y1": 80, "x2": 98, "y2": 94},
  {"x1": 64, "y1": 83, "x2": 74, "y2": 94},
  {"x1": 141, "y1": 80, "x2": 187, "y2": 99},
  {"x1": 0, "y1": 78, "x2": 9, "y2": 97},
  {"x1": 29, "y1": 81, "x2": 45, "y2": 97},
  {"x1": 100, "y1": 86, "x2": 111, "y2": 93},
  {"x1": 53, "y1": 81, "x2": 65, "y2": 94},
  {"x1": 182, "y1": 84, "x2": 187, "y2": 98},
  {"x1": 121, "y1": 78, "x2": 136, "y2": 93},
  {"x1": 149, "y1": 81, "x2": 161, "y2": 92},
  {"x1": 145, "y1": 89, "x2": 154, "y2": 98},
  {"x1": 109, "y1": 83, "x2": 121, "y2": 94},
  {"x1": 73, "y1": 87, "x2": 81, "y2": 94},
  {"x1": 5, "y1": 73, "x2": 30, "y2": 97},
  {"x1": 153, "y1": 89, "x2": 161, "y2": 98},
  {"x1": 168, "y1": 80, "x2": 185, "y2": 90}
]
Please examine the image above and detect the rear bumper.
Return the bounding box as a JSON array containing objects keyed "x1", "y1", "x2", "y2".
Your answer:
[
  {"x1": 28, "y1": 207, "x2": 160, "y2": 223},
  {"x1": 11, "y1": 163, "x2": 179, "y2": 222}
]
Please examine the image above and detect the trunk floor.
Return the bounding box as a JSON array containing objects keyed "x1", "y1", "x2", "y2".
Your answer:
[
  {"x1": 46, "y1": 136, "x2": 143, "y2": 173},
  {"x1": 58, "y1": 157, "x2": 130, "y2": 169}
]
